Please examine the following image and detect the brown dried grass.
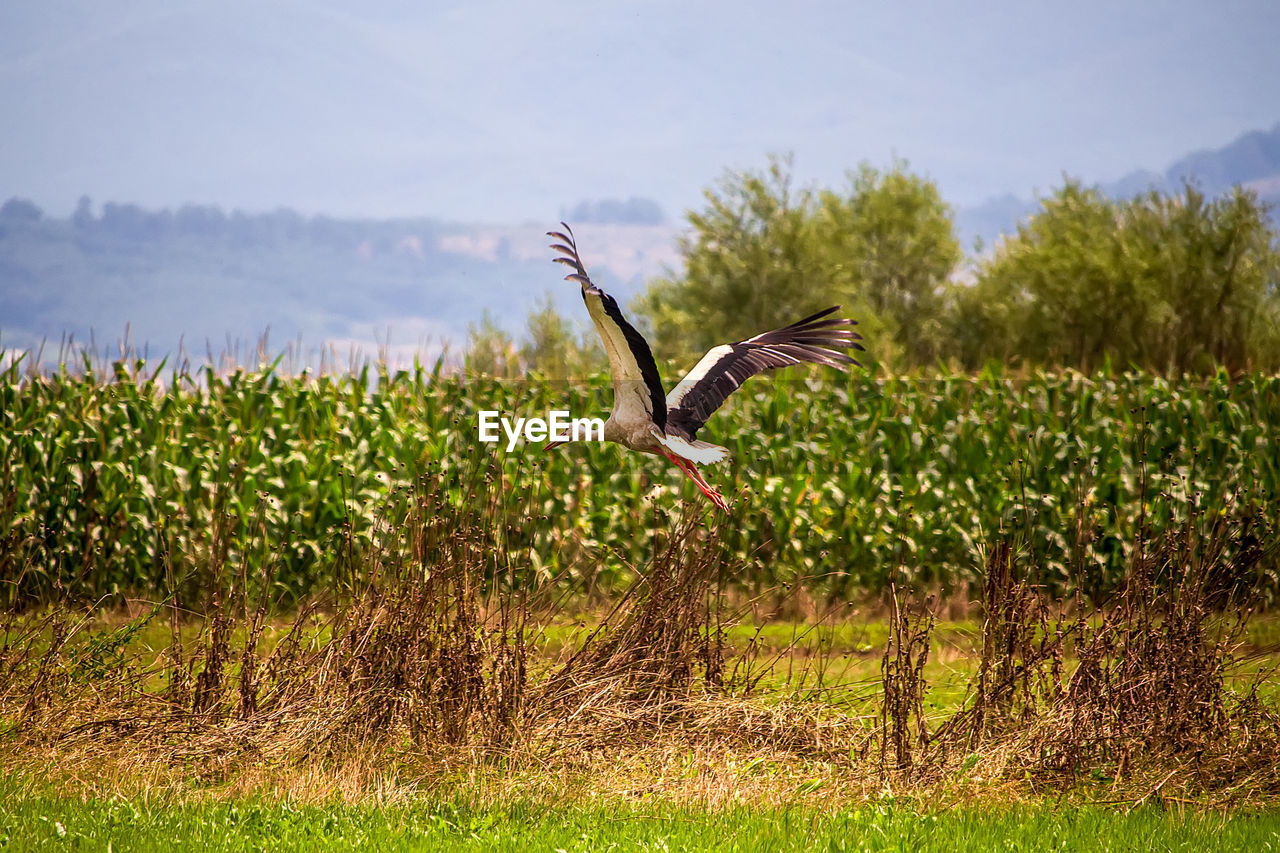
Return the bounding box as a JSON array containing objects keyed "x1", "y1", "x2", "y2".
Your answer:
[{"x1": 1, "y1": 479, "x2": 1278, "y2": 809}]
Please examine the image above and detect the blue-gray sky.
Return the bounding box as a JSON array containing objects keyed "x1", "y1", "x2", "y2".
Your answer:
[{"x1": 3, "y1": 0, "x2": 1279, "y2": 221}]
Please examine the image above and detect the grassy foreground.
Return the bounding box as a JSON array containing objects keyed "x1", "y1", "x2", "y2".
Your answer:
[{"x1": 4, "y1": 776, "x2": 1278, "y2": 852}]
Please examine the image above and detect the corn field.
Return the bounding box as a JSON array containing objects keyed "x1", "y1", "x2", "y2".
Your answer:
[{"x1": 1, "y1": 354, "x2": 1277, "y2": 605}]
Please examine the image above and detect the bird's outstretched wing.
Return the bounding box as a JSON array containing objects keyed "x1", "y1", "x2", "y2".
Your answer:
[
  {"x1": 547, "y1": 223, "x2": 667, "y2": 431},
  {"x1": 665, "y1": 307, "x2": 863, "y2": 440}
]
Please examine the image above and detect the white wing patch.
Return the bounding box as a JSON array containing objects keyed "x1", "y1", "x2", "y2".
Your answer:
[
  {"x1": 654, "y1": 432, "x2": 730, "y2": 466},
  {"x1": 665, "y1": 344, "x2": 731, "y2": 410}
]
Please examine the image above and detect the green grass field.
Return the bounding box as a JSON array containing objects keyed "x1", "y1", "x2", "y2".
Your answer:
[{"x1": 4, "y1": 775, "x2": 1278, "y2": 852}]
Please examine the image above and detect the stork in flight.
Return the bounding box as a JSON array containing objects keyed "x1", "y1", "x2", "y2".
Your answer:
[{"x1": 545, "y1": 223, "x2": 863, "y2": 512}]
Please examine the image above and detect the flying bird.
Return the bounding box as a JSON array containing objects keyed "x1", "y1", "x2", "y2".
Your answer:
[{"x1": 545, "y1": 223, "x2": 863, "y2": 512}]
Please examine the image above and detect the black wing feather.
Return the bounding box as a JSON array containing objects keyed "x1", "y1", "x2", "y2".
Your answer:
[{"x1": 666, "y1": 306, "x2": 863, "y2": 440}]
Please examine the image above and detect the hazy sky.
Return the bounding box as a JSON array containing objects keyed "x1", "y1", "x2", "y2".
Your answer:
[{"x1": 3, "y1": 1, "x2": 1279, "y2": 222}]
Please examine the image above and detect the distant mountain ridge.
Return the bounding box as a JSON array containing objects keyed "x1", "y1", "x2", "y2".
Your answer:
[
  {"x1": 4, "y1": 122, "x2": 1280, "y2": 366},
  {"x1": 956, "y1": 121, "x2": 1280, "y2": 247},
  {"x1": 0, "y1": 201, "x2": 680, "y2": 367}
]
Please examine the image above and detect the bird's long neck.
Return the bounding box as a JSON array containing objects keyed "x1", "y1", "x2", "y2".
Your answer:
[{"x1": 602, "y1": 416, "x2": 625, "y2": 444}]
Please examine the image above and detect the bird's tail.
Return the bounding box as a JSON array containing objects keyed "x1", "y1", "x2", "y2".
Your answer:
[{"x1": 655, "y1": 433, "x2": 730, "y2": 466}]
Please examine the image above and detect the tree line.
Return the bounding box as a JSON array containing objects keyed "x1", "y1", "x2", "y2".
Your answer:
[
  {"x1": 477, "y1": 155, "x2": 1280, "y2": 376},
  {"x1": 0, "y1": 196, "x2": 446, "y2": 253}
]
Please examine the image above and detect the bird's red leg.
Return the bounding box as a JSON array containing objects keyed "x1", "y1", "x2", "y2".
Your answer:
[{"x1": 660, "y1": 449, "x2": 731, "y2": 513}]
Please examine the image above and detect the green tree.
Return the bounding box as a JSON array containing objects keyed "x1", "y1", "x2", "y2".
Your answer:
[
  {"x1": 957, "y1": 180, "x2": 1280, "y2": 372},
  {"x1": 633, "y1": 155, "x2": 960, "y2": 369},
  {"x1": 816, "y1": 161, "x2": 962, "y2": 365},
  {"x1": 518, "y1": 293, "x2": 605, "y2": 379},
  {"x1": 1127, "y1": 185, "x2": 1280, "y2": 372},
  {"x1": 952, "y1": 181, "x2": 1131, "y2": 370},
  {"x1": 464, "y1": 311, "x2": 519, "y2": 378},
  {"x1": 634, "y1": 154, "x2": 836, "y2": 362}
]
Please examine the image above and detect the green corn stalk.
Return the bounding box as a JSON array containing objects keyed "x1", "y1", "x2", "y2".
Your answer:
[{"x1": 1, "y1": 353, "x2": 1276, "y2": 605}]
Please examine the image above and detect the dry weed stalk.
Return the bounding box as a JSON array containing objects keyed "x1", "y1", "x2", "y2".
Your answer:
[
  {"x1": 919, "y1": 491, "x2": 1280, "y2": 797},
  {"x1": 1, "y1": 469, "x2": 1278, "y2": 806},
  {"x1": 536, "y1": 506, "x2": 726, "y2": 714},
  {"x1": 878, "y1": 584, "x2": 934, "y2": 772}
]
